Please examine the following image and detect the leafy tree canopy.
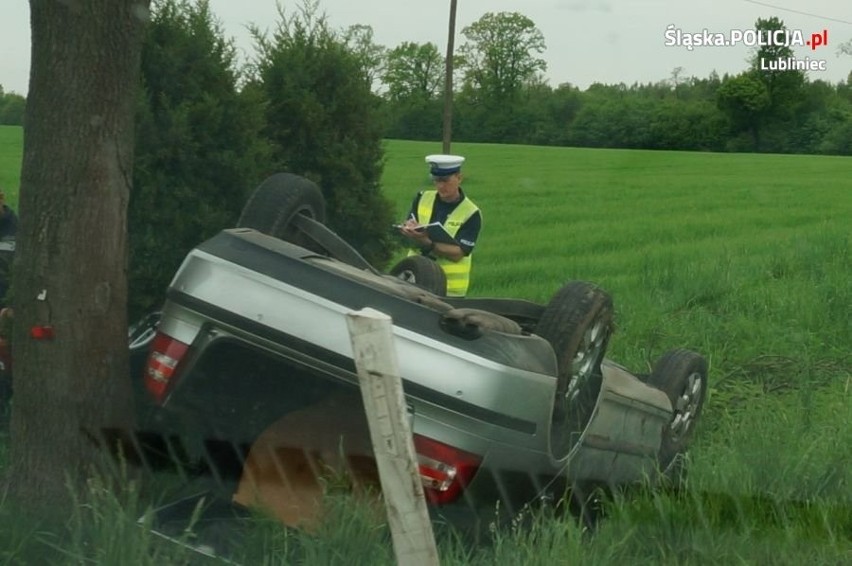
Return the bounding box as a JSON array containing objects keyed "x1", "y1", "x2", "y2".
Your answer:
[
  {"x1": 248, "y1": 0, "x2": 395, "y2": 266},
  {"x1": 457, "y1": 11, "x2": 546, "y2": 101},
  {"x1": 342, "y1": 23, "x2": 387, "y2": 92},
  {"x1": 130, "y1": 0, "x2": 269, "y2": 316},
  {"x1": 750, "y1": 17, "x2": 805, "y2": 120},
  {"x1": 383, "y1": 41, "x2": 444, "y2": 102}
]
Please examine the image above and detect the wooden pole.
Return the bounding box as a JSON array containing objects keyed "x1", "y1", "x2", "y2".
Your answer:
[
  {"x1": 346, "y1": 308, "x2": 439, "y2": 566},
  {"x1": 442, "y1": 0, "x2": 458, "y2": 154}
]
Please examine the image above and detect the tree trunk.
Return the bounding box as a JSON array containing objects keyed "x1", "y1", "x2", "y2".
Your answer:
[{"x1": 8, "y1": 0, "x2": 150, "y2": 510}]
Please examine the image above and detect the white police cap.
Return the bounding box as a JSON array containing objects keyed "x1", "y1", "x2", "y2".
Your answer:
[{"x1": 426, "y1": 154, "x2": 465, "y2": 176}]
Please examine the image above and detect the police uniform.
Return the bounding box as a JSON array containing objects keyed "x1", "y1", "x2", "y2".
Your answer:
[{"x1": 407, "y1": 155, "x2": 482, "y2": 297}]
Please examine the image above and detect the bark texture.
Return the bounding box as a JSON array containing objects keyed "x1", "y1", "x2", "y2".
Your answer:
[{"x1": 9, "y1": 0, "x2": 151, "y2": 509}]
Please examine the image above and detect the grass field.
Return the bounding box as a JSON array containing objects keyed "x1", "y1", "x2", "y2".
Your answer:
[
  {"x1": 0, "y1": 126, "x2": 22, "y2": 208},
  {"x1": 384, "y1": 138, "x2": 851, "y2": 513},
  {"x1": 383, "y1": 139, "x2": 849, "y2": 361},
  {"x1": 1, "y1": 127, "x2": 850, "y2": 563}
]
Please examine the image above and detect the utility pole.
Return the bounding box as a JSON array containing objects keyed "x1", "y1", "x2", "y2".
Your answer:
[{"x1": 442, "y1": 0, "x2": 458, "y2": 153}]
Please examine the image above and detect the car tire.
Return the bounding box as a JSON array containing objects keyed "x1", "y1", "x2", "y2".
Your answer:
[
  {"x1": 647, "y1": 349, "x2": 708, "y2": 470},
  {"x1": 237, "y1": 173, "x2": 326, "y2": 249},
  {"x1": 536, "y1": 281, "x2": 614, "y2": 458},
  {"x1": 389, "y1": 256, "x2": 447, "y2": 296}
]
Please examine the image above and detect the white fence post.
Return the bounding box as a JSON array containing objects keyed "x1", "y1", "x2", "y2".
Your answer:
[{"x1": 345, "y1": 308, "x2": 440, "y2": 566}]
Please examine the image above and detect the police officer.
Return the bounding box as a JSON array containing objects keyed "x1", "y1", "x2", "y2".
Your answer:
[{"x1": 398, "y1": 155, "x2": 482, "y2": 297}]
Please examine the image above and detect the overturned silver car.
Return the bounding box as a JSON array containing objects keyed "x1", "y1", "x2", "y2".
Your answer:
[{"x1": 134, "y1": 173, "x2": 708, "y2": 535}]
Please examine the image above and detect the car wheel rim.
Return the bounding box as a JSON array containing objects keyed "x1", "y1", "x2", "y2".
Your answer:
[
  {"x1": 564, "y1": 315, "x2": 609, "y2": 405},
  {"x1": 396, "y1": 269, "x2": 416, "y2": 283},
  {"x1": 669, "y1": 371, "x2": 703, "y2": 442}
]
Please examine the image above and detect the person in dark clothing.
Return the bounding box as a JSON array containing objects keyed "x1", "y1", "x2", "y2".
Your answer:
[{"x1": 0, "y1": 190, "x2": 18, "y2": 240}]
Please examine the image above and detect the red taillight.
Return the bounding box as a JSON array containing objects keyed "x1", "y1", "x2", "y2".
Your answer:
[
  {"x1": 144, "y1": 332, "x2": 189, "y2": 403},
  {"x1": 414, "y1": 434, "x2": 482, "y2": 505},
  {"x1": 30, "y1": 325, "x2": 55, "y2": 340}
]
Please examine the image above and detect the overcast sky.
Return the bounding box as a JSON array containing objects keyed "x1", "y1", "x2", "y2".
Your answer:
[{"x1": 1, "y1": 0, "x2": 850, "y2": 95}]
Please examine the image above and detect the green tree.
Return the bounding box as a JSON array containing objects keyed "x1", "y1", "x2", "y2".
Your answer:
[
  {"x1": 686, "y1": 71, "x2": 723, "y2": 101},
  {"x1": 548, "y1": 83, "x2": 583, "y2": 132},
  {"x1": 787, "y1": 79, "x2": 835, "y2": 153},
  {"x1": 457, "y1": 12, "x2": 546, "y2": 101},
  {"x1": 517, "y1": 82, "x2": 582, "y2": 146},
  {"x1": 342, "y1": 24, "x2": 387, "y2": 92},
  {"x1": 249, "y1": 0, "x2": 394, "y2": 266},
  {"x1": 380, "y1": 41, "x2": 445, "y2": 140},
  {"x1": 814, "y1": 80, "x2": 852, "y2": 155},
  {"x1": 0, "y1": 92, "x2": 26, "y2": 126},
  {"x1": 383, "y1": 41, "x2": 444, "y2": 102},
  {"x1": 648, "y1": 99, "x2": 727, "y2": 151},
  {"x1": 750, "y1": 17, "x2": 805, "y2": 150},
  {"x1": 130, "y1": 0, "x2": 269, "y2": 317},
  {"x1": 818, "y1": 110, "x2": 852, "y2": 154},
  {"x1": 717, "y1": 73, "x2": 771, "y2": 150},
  {"x1": 750, "y1": 17, "x2": 795, "y2": 67},
  {"x1": 452, "y1": 12, "x2": 547, "y2": 143},
  {"x1": 384, "y1": 99, "x2": 444, "y2": 141},
  {"x1": 10, "y1": 0, "x2": 149, "y2": 510}
]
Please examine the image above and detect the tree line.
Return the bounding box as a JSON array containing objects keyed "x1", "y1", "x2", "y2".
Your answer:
[
  {"x1": 3, "y1": 9, "x2": 850, "y2": 155},
  {"x1": 378, "y1": 14, "x2": 851, "y2": 155}
]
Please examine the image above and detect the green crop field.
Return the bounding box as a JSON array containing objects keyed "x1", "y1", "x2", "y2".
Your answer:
[
  {"x1": 387, "y1": 139, "x2": 851, "y2": 561},
  {"x1": 384, "y1": 139, "x2": 849, "y2": 372},
  {"x1": 0, "y1": 126, "x2": 22, "y2": 208},
  {"x1": 385, "y1": 139, "x2": 851, "y2": 516},
  {"x1": 1, "y1": 128, "x2": 849, "y2": 563}
]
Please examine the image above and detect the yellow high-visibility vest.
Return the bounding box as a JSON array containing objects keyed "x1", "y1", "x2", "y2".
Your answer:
[{"x1": 408, "y1": 190, "x2": 479, "y2": 297}]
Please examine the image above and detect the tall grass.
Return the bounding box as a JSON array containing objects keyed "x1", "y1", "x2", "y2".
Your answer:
[{"x1": 0, "y1": 474, "x2": 199, "y2": 565}]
